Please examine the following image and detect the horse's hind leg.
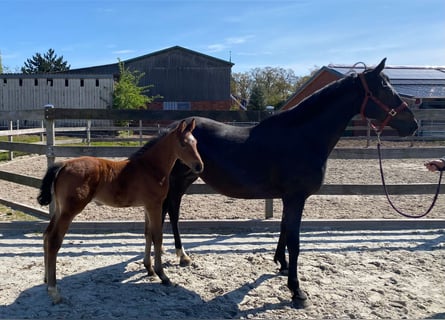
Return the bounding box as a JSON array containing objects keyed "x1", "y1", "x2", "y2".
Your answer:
[
  {"x1": 163, "y1": 167, "x2": 197, "y2": 267},
  {"x1": 163, "y1": 192, "x2": 191, "y2": 267},
  {"x1": 274, "y1": 222, "x2": 288, "y2": 274},
  {"x1": 44, "y1": 209, "x2": 75, "y2": 304}
]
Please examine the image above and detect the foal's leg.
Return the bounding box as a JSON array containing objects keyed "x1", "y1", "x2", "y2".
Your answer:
[
  {"x1": 146, "y1": 203, "x2": 171, "y2": 285},
  {"x1": 143, "y1": 208, "x2": 155, "y2": 276},
  {"x1": 44, "y1": 208, "x2": 76, "y2": 304}
]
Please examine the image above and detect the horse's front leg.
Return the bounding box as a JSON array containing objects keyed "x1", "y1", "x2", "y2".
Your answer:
[
  {"x1": 282, "y1": 194, "x2": 308, "y2": 308},
  {"x1": 146, "y1": 204, "x2": 171, "y2": 285}
]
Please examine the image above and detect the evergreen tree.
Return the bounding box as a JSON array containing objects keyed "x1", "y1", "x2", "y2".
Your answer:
[
  {"x1": 247, "y1": 84, "x2": 265, "y2": 110},
  {"x1": 21, "y1": 48, "x2": 70, "y2": 74}
]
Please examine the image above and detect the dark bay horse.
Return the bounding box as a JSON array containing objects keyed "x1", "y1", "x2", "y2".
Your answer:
[
  {"x1": 162, "y1": 59, "x2": 418, "y2": 307},
  {"x1": 37, "y1": 119, "x2": 203, "y2": 304}
]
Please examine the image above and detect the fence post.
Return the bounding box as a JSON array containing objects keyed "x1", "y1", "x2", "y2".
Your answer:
[
  {"x1": 86, "y1": 120, "x2": 91, "y2": 146},
  {"x1": 44, "y1": 104, "x2": 56, "y2": 217},
  {"x1": 265, "y1": 199, "x2": 273, "y2": 219},
  {"x1": 139, "y1": 120, "x2": 143, "y2": 146},
  {"x1": 8, "y1": 121, "x2": 13, "y2": 161}
]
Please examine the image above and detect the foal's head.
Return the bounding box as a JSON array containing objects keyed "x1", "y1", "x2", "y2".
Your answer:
[{"x1": 173, "y1": 118, "x2": 204, "y2": 174}]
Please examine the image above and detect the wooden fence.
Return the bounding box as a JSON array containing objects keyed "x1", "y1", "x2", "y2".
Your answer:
[{"x1": 1, "y1": 106, "x2": 445, "y2": 219}]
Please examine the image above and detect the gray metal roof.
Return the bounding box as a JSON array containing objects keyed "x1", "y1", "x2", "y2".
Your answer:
[{"x1": 328, "y1": 65, "x2": 445, "y2": 98}]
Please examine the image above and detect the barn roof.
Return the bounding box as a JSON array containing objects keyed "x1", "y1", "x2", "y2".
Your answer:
[{"x1": 62, "y1": 46, "x2": 233, "y2": 75}]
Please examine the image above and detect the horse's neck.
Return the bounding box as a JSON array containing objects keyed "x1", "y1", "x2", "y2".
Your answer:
[{"x1": 286, "y1": 77, "x2": 362, "y2": 153}]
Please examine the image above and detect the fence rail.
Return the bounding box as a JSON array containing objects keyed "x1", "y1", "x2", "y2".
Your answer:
[{"x1": 1, "y1": 107, "x2": 445, "y2": 219}]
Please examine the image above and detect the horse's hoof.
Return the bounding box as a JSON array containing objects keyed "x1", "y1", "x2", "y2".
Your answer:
[
  {"x1": 292, "y1": 289, "x2": 308, "y2": 309},
  {"x1": 179, "y1": 256, "x2": 192, "y2": 267},
  {"x1": 161, "y1": 278, "x2": 172, "y2": 286},
  {"x1": 292, "y1": 297, "x2": 308, "y2": 309},
  {"x1": 48, "y1": 286, "x2": 62, "y2": 304},
  {"x1": 279, "y1": 268, "x2": 288, "y2": 276}
]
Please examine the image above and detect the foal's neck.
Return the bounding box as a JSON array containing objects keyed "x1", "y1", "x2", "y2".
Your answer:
[{"x1": 138, "y1": 133, "x2": 178, "y2": 186}]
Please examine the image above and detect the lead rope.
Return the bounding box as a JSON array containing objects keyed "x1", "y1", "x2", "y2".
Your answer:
[{"x1": 377, "y1": 134, "x2": 443, "y2": 218}]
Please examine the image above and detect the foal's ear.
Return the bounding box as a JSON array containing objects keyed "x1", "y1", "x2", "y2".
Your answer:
[
  {"x1": 185, "y1": 118, "x2": 196, "y2": 132},
  {"x1": 373, "y1": 58, "x2": 386, "y2": 74},
  {"x1": 176, "y1": 120, "x2": 187, "y2": 134}
]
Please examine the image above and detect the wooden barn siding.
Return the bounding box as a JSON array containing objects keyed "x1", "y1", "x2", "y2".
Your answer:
[
  {"x1": 126, "y1": 51, "x2": 231, "y2": 101},
  {"x1": 0, "y1": 76, "x2": 114, "y2": 127}
]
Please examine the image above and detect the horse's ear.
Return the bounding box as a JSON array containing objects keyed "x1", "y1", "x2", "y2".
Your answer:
[
  {"x1": 186, "y1": 118, "x2": 196, "y2": 132},
  {"x1": 373, "y1": 58, "x2": 386, "y2": 74}
]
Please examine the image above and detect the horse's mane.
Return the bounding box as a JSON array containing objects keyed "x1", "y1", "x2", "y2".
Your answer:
[
  {"x1": 128, "y1": 129, "x2": 169, "y2": 160},
  {"x1": 257, "y1": 73, "x2": 358, "y2": 129}
]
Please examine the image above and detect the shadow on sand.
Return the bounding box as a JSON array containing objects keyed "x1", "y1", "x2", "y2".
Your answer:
[{"x1": 0, "y1": 255, "x2": 289, "y2": 319}]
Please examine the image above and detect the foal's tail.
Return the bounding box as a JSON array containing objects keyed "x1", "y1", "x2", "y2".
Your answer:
[{"x1": 37, "y1": 163, "x2": 64, "y2": 206}]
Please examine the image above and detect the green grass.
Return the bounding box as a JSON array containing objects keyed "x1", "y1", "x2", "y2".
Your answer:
[
  {"x1": 0, "y1": 204, "x2": 40, "y2": 221},
  {"x1": 0, "y1": 134, "x2": 142, "y2": 162}
]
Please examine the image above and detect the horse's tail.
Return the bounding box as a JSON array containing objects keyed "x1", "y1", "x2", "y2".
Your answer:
[{"x1": 37, "y1": 163, "x2": 64, "y2": 206}]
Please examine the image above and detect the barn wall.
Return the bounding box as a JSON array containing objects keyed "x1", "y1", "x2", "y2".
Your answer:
[
  {"x1": 0, "y1": 75, "x2": 114, "y2": 127},
  {"x1": 126, "y1": 49, "x2": 231, "y2": 101}
]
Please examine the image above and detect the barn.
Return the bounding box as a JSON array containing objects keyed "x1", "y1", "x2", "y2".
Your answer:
[{"x1": 63, "y1": 46, "x2": 234, "y2": 111}]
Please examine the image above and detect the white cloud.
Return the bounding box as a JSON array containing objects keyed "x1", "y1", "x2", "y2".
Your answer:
[{"x1": 112, "y1": 49, "x2": 135, "y2": 55}]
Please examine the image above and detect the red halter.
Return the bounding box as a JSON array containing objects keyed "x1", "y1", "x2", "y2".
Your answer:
[{"x1": 359, "y1": 73, "x2": 408, "y2": 134}]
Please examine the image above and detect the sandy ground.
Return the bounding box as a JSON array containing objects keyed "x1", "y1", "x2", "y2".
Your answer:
[{"x1": 0, "y1": 228, "x2": 444, "y2": 319}]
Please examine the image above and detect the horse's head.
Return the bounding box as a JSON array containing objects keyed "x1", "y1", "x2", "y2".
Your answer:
[
  {"x1": 359, "y1": 58, "x2": 418, "y2": 137},
  {"x1": 173, "y1": 118, "x2": 204, "y2": 174}
]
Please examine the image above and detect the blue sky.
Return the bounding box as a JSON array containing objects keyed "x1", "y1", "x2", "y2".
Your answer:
[{"x1": 2, "y1": 0, "x2": 444, "y2": 76}]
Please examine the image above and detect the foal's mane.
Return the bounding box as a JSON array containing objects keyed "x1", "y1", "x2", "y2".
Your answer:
[{"x1": 128, "y1": 129, "x2": 168, "y2": 161}]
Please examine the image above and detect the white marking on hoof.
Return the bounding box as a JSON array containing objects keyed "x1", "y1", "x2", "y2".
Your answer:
[{"x1": 48, "y1": 286, "x2": 62, "y2": 304}]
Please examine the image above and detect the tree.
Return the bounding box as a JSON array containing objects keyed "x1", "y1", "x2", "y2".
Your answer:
[
  {"x1": 0, "y1": 51, "x2": 3, "y2": 74},
  {"x1": 21, "y1": 48, "x2": 70, "y2": 74},
  {"x1": 231, "y1": 67, "x2": 300, "y2": 110},
  {"x1": 247, "y1": 84, "x2": 265, "y2": 110},
  {"x1": 112, "y1": 59, "x2": 160, "y2": 110}
]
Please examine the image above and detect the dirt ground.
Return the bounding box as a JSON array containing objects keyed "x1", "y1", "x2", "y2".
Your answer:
[{"x1": 1, "y1": 228, "x2": 444, "y2": 319}]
